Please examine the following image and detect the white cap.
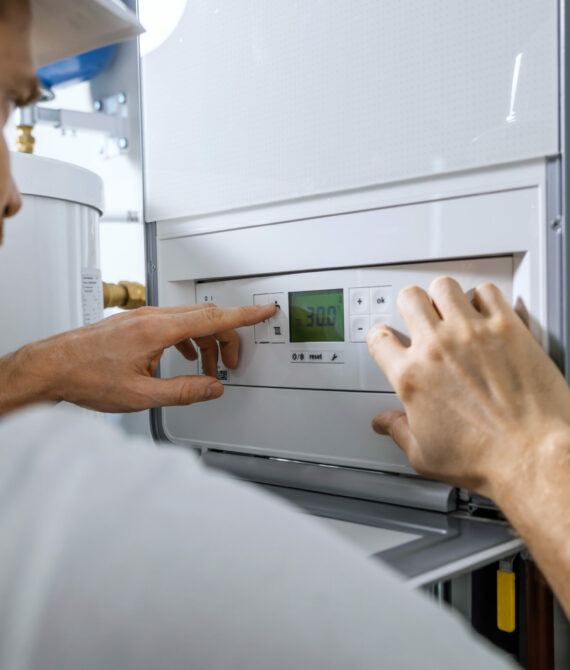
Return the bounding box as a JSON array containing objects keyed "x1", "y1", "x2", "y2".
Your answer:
[{"x1": 31, "y1": 0, "x2": 144, "y2": 68}]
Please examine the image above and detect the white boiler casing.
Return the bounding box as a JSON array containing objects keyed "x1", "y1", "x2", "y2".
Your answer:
[{"x1": 0, "y1": 152, "x2": 104, "y2": 358}]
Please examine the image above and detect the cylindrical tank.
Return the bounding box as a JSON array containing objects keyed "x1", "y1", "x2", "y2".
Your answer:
[{"x1": 0, "y1": 153, "x2": 104, "y2": 358}]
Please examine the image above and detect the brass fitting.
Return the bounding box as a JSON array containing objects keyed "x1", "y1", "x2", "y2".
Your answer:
[
  {"x1": 16, "y1": 125, "x2": 36, "y2": 154},
  {"x1": 102, "y1": 281, "x2": 146, "y2": 310}
]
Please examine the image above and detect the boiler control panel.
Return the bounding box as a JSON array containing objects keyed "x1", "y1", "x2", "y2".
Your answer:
[{"x1": 196, "y1": 257, "x2": 512, "y2": 393}]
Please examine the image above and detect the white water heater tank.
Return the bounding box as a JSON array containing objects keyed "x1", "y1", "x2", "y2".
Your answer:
[{"x1": 0, "y1": 152, "x2": 104, "y2": 358}]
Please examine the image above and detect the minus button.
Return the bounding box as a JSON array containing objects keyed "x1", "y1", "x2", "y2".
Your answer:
[{"x1": 350, "y1": 315, "x2": 370, "y2": 342}]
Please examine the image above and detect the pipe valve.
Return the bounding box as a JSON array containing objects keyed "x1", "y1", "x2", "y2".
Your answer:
[{"x1": 102, "y1": 281, "x2": 146, "y2": 310}]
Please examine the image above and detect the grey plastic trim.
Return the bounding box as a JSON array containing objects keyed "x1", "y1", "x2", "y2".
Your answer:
[
  {"x1": 560, "y1": 0, "x2": 570, "y2": 380},
  {"x1": 404, "y1": 539, "x2": 524, "y2": 588},
  {"x1": 202, "y1": 450, "x2": 457, "y2": 512},
  {"x1": 144, "y1": 220, "x2": 169, "y2": 442},
  {"x1": 257, "y1": 484, "x2": 520, "y2": 585},
  {"x1": 144, "y1": 221, "x2": 159, "y2": 304},
  {"x1": 546, "y1": 157, "x2": 565, "y2": 370}
]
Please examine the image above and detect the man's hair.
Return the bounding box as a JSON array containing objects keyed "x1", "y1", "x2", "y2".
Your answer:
[{"x1": 0, "y1": 0, "x2": 30, "y2": 19}]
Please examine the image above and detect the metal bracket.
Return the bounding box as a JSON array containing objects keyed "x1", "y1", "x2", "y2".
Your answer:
[
  {"x1": 499, "y1": 556, "x2": 515, "y2": 573},
  {"x1": 16, "y1": 92, "x2": 130, "y2": 157}
]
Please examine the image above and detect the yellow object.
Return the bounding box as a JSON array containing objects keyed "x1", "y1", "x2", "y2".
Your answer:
[
  {"x1": 16, "y1": 125, "x2": 36, "y2": 154},
  {"x1": 497, "y1": 569, "x2": 516, "y2": 633},
  {"x1": 102, "y1": 281, "x2": 146, "y2": 310}
]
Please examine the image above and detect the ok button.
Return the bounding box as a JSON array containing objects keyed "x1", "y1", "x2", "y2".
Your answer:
[{"x1": 371, "y1": 286, "x2": 393, "y2": 314}]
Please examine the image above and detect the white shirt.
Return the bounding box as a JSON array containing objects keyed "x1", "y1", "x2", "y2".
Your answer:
[{"x1": 0, "y1": 405, "x2": 515, "y2": 669}]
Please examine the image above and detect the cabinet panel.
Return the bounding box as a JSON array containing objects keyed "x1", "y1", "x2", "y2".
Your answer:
[{"x1": 141, "y1": 0, "x2": 558, "y2": 222}]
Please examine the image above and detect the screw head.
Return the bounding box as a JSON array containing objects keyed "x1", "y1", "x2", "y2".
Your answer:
[
  {"x1": 117, "y1": 92, "x2": 127, "y2": 105},
  {"x1": 93, "y1": 100, "x2": 102, "y2": 111},
  {"x1": 118, "y1": 137, "x2": 129, "y2": 150}
]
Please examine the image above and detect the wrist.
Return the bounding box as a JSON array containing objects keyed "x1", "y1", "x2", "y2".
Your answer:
[
  {"x1": 0, "y1": 342, "x2": 61, "y2": 414},
  {"x1": 487, "y1": 427, "x2": 570, "y2": 519}
]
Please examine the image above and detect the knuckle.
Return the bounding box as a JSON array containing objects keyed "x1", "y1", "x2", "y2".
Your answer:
[
  {"x1": 393, "y1": 363, "x2": 417, "y2": 401},
  {"x1": 399, "y1": 285, "x2": 422, "y2": 299},
  {"x1": 473, "y1": 282, "x2": 505, "y2": 310},
  {"x1": 203, "y1": 306, "x2": 224, "y2": 323},
  {"x1": 367, "y1": 324, "x2": 391, "y2": 348},
  {"x1": 490, "y1": 313, "x2": 513, "y2": 338},
  {"x1": 397, "y1": 285, "x2": 424, "y2": 307},
  {"x1": 429, "y1": 275, "x2": 457, "y2": 296},
  {"x1": 422, "y1": 338, "x2": 444, "y2": 362},
  {"x1": 134, "y1": 305, "x2": 157, "y2": 318},
  {"x1": 222, "y1": 330, "x2": 239, "y2": 346},
  {"x1": 453, "y1": 321, "x2": 478, "y2": 344},
  {"x1": 130, "y1": 313, "x2": 159, "y2": 338},
  {"x1": 430, "y1": 275, "x2": 456, "y2": 295},
  {"x1": 177, "y1": 381, "x2": 200, "y2": 406},
  {"x1": 176, "y1": 385, "x2": 190, "y2": 405},
  {"x1": 201, "y1": 302, "x2": 217, "y2": 309},
  {"x1": 130, "y1": 308, "x2": 162, "y2": 335},
  {"x1": 476, "y1": 281, "x2": 500, "y2": 297},
  {"x1": 199, "y1": 337, "x2": 218, "y2": 351},
  {"x1": 407, "y1": 450, "x2": 428, "y2": 477}
]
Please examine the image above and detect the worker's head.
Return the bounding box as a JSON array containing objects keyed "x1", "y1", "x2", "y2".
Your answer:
[{"x1": 0, "y1": 0, "x2": 40, "y2": 245}]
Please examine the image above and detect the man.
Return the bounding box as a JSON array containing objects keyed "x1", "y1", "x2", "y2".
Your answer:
[{"x1": 0, "y1": 1, "x2": 559, "y2": 668}]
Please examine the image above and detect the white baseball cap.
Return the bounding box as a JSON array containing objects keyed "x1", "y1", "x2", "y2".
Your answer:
[{"x1": 31, "y1": 0, "x2": 144, "y2": 67}]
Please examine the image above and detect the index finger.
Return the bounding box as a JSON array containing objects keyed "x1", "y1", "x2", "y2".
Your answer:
[{"x1": 158, "y1": 303, "x2": 277, "y2": 347}]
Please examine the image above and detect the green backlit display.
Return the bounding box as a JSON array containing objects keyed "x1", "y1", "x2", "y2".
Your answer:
[{"x1": 289, "y1": 289, "x2": 344, "y2": 342}]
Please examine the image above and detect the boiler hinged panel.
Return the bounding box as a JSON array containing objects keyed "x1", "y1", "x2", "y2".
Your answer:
[{"x1": 196, "y1": 257, "x2": 513, "y2": 392}]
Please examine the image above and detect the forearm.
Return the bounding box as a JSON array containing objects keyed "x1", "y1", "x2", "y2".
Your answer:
[
  {"x1": 490, "y1": 431, "x2": 570, "y2": 620},
  {"x1": 0, "y1": 343, "x2": 59, "y2": 415}
]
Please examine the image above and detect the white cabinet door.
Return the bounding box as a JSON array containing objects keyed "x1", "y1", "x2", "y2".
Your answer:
[{"x1": 140, "y1": 0, "x2": 558, "y2": 223}]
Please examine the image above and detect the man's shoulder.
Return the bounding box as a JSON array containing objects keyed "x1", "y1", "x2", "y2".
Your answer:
[
  {"x1": 0, "y1": 403, "x2": 199, "y2": 496},
  {"x1": 0, "y1": 403, "x2": 296, "y2": 520},
  {"x1": 0, "y1": 403, "x2": 151, "y2": 459}
]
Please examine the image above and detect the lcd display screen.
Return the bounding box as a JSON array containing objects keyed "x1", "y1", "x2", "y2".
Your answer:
[{"x1": 289, "y1": 289, "x2": 344, "y2": 342}]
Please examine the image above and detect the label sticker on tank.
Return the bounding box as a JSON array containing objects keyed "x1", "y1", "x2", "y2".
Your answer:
[{"x1": 82, "y1": 269, "x2": 104, "y2": 325}]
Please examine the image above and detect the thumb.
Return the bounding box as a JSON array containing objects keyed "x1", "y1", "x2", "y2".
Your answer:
[
  {"x1": 142, "y1": 375, "x2": 224, "y2": 408},
  {"x1": 372, "y1": 410, "x2": 418, "y2": 454}
]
